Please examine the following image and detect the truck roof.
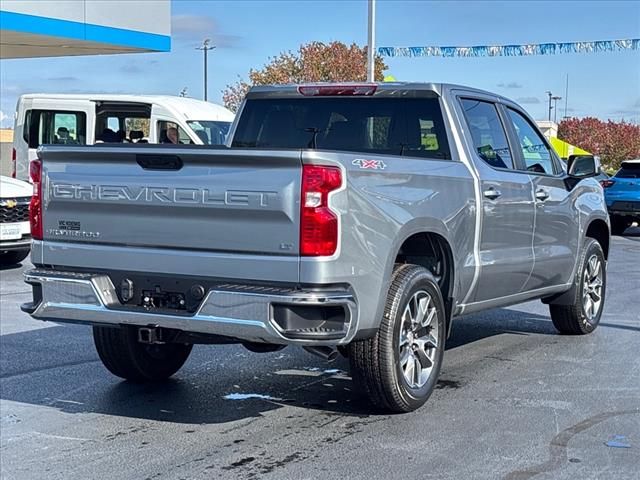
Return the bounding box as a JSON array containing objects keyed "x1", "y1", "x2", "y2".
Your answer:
[
  {"x1": 17, "y1": 94, "x2": 235, "y2": 122},
  {"x1": 247, "y1": 82, "x2": 514, "y2": 103}
]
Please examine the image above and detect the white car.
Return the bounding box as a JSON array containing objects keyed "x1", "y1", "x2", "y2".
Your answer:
[{"x1": 0, "y1": 175, "x2": 32, "y2": 265}]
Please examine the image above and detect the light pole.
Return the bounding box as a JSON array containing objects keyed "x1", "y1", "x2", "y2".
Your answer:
[
  {"x1": 196, "y1": 39, "x2": 215, "y2": 101},
  {"x1": 551, "y1": 96, "x2": 562, "y2": 123},
  {"x1": 546, "y1": 91, "x2": 553, "y2": 121},
  {"x1": 366, "y1": 0, "x2": 376, "y2": 82}
]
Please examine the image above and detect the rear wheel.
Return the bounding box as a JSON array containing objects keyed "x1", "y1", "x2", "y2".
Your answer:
[
  {"x1": 349, "y1": 264, "x2": 446, "y2": 413},
  {"x1": 93, "y1": 326, "x2": 192, "y2": 382},
  {"x1": 610, "y1": 215, "x2": 630, "y2": 235},
  {"x1": 0, "y1": 249, "x2": 29, "y2": 265},
  {"x1": 549, "y1": 238, "x2": 606, "y2": 335}
]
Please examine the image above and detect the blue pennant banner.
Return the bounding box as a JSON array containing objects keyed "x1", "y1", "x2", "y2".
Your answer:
[{"x1": 378, "y1": 39, "x2": 640, "y2": 58}]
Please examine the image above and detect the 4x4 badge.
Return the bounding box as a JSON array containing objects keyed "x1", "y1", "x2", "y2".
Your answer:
[{"x1": 352, "y1": 158, "x2": 387, "y2": 170}]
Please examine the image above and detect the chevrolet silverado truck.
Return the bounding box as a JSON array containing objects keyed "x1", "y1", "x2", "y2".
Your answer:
[{"x1": 22, "y1": 83, "x2": 610, "y2": 412}]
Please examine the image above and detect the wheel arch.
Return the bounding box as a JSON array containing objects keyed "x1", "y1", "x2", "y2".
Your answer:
[
  {"x1": 390, "y1": 229, "x2": 456, "y2": 336},
  {"x1": 585, "y1": 218, "x2": 610, "y2": 260}
]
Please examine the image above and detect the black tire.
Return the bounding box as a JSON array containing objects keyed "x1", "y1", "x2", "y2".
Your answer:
[
  {"x1": 349, "y1": 264, "x2": 446, "y2": 413},
  {"x1": 0, "y1": 249, "x2": 29, "y2": 265},
  {"x1": 610, "y1": 216, "x2": 630, "y2": 236},
  {"x1": 93, "y1": 326, "x2": 193, "y2": 382},
  {"x1": 549, "y1": 238, "x2": 606, "y2": 335}
]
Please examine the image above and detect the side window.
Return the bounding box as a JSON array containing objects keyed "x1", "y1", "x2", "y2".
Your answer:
[
  {"x1": 157, "y1": 121, "x2": 193, "y2": 145},
  {"x1": 460, "y1": 99, "x2": 513, "y2": 169},
  {"x1": 26, "y1": 110, "x2": 86, "y2": 148},
  {"x1": 50, "y1": 112, "x2": 84, "y2": 145},
  {"x1": 404, "y1": 99, "x2": 451, "y2": 159},
  {"x1": 506, "y1": 109, "x2": 555, "y2": 175},
  {"x1": 107, "y1": 117, "x2": 120, "y2": 132}
]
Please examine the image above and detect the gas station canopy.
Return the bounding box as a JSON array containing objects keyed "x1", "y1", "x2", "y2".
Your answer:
[{"x1": 0, "y1": 0, "x2": 170, "y2": 59}]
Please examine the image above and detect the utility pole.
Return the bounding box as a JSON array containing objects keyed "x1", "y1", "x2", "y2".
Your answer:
[
  {"x1": 196, "y1": 39, "x2": 215, "y2": 101},
  {"x1": 551, "y1": 96, "x2": 562, "y2": 123},
  {"x1": 366, "y1": 0, "x2": 376, "y2": 82},
  {"x1": 546, "y1": 91, "x2": 553, "y2": 121},
  {"x1": 563, "y1": 74, "x2": 569, "y2": 119}
]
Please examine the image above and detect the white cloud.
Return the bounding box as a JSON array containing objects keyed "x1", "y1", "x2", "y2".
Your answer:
[
  {"x1": 171, "y1": 14, "x2": 241, "y2": 48},
  {"x1": 517, "y1": 97, "x2": 541, "y2": 104},
  {"x1": 0, "y1": 110, "x2": 11, "y2": 128},
  {"x1": 497, "y1": 82, "x2": 523, "y2": 89}
]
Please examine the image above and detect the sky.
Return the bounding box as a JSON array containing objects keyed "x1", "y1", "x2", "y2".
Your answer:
[{"x1": 1, "y1": 0, "x2": 639, "y2": 127}]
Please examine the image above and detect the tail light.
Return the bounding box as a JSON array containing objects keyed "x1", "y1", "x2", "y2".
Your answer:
[
  {"x1": 600, "y1": 179, "x2": 615, "y2": 188},
  {"x1": 29, "y1": 160, "x2": 43, "y2": 240},
  {"x1": 11, "y1": 148, "x2": 16, "y2": 178},
  {"x1": 300, "y1": 165, "x2": 342, "y2": 256}
]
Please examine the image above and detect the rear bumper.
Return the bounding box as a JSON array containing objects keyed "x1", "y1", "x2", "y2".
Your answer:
[
  {"x1": 21, "y1": 269, "x2": 358, "y2": 346},
  {"x1": 607, "y1": 200, "x2": 640, "y2": 217},
  {"x1": 1, "y1": 236, "x2": 31, "y2": 251}
]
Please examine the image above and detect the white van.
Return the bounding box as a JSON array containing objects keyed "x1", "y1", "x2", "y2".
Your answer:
[{"x1": 12, "y1": 94, "x2": 235, "y2": 180}]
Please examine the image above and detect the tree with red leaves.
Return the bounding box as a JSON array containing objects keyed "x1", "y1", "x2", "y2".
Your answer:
[
  {"x1": 558, "y1": 117, "x2": 640, "y2": 170},
  {"x1": 222, "y1": 41, "x2": 387, "y2": 113}
]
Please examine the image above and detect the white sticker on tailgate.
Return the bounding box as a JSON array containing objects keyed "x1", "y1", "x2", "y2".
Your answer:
[{"x1": 0, "y1": 223, "x2": 22, "y2": 240}]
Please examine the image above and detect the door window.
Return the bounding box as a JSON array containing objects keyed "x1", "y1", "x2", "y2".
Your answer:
[
  {"x1": 460, "y1": 99, "x2": 513, "y2": 169},
  {"x1": 506, "y1": 109, "x2": 555, "y2": 175},
  {"x1": 158, "y1": 121, "x2": 193, "y2": 144}
]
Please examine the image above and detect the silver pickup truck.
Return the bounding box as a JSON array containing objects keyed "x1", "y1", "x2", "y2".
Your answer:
[{"x1": 22, "y1": 83, "x2": 609, "y2": 412}]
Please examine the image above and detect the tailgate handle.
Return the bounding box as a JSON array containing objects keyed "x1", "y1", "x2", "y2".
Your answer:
[{"x1": 136, "y1": 154, "x2": 183, "y2": 170}]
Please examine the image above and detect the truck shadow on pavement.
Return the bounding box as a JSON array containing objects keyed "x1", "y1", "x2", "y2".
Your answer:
[
  {"x1": 1, "y1": 308, "x2": 563, "y2": 425},
  {"x1": 0, "y1": 259, "x2": 30, "y2": 271}
]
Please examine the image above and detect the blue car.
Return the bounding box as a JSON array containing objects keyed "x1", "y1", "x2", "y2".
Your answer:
[{"x1": 603, "y1": 159, "x2": 640, "y2": 235}]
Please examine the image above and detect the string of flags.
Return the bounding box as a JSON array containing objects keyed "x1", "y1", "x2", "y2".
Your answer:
[{"x1": 377, "y1": 38, "x2": 640, "y2": 58}]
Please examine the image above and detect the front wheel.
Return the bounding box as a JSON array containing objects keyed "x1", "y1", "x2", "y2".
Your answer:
[
  {"x1": 93, "y1": 326, "x2": 193, "y2": 382},
  {"x1": 349, "y1": 264, "x2": 446, "y2": 413},
  {"x1": 549, "y1": 238, "x2": 606, "y2": 335}
]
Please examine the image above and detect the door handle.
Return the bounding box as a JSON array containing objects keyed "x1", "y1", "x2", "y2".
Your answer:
[
  {"x1": 483, "y1": 188, "x2": 502, "y2": 200},
  {"x1": 535, "y1": 189, "x2": 550, "y2": 201}
]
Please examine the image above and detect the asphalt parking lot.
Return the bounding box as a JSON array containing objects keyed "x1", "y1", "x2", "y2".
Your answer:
[{"x1": 1, "y1": 230, "x2": 639, "y2": 480}]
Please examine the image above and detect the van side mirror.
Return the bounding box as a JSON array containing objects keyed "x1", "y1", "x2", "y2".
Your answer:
[{"x1": 567, "y1": 154, "x2": 600, "y2": 178}]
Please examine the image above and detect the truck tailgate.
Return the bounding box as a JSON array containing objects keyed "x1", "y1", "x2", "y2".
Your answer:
[{"x1": 39, "y1": 145, "x2": 301, "y2": 281}]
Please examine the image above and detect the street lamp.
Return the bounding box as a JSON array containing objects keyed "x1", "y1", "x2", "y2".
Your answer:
[
  {"x1": 546, "y1": 91, "x2": 553, "y2": 121},
  {"x1": 551, "y1": 96, "x2": 562, "y2": 123},
  {"x1": 196, "y1": 39, "x2": 216, "y2": 101}
]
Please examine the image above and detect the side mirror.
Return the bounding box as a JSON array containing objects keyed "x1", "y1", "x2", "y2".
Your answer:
[{"x1": 568, "y1": 154, "x2": 600, "y2": 178}]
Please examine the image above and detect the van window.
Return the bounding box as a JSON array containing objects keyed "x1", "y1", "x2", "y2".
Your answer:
[
  {"x1": 95, "y1": 114, "x2": 150, "y2": 143},
  {"x1": 158, "y1": 121, "x2": 193, "y2": 145},
  {"x1": 231, "y1": 97, "x2": 451, "y2": 160},
  {"x1": 187, "y1": 120, "x2": 231, "y2": 145},
  {"x1": 24, "y1": 110, "x2": 86, "y2": 148}
]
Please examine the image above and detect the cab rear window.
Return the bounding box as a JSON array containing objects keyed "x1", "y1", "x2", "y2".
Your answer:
[{"x1": 232, "y1": 97, "x2": 451, "y2": 160}]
